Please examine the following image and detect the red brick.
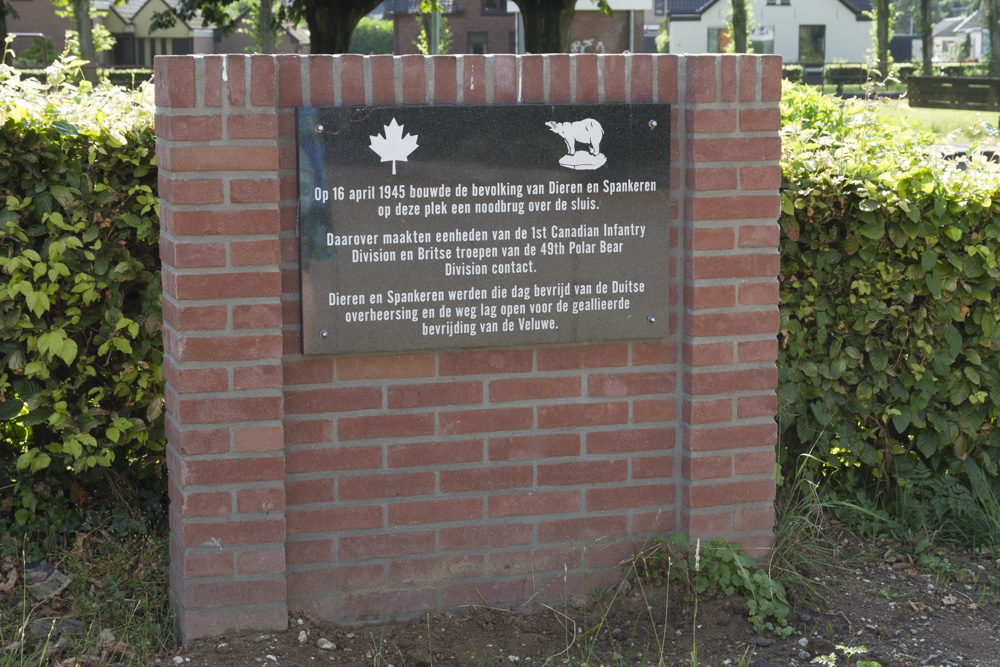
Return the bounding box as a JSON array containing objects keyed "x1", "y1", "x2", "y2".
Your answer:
[
  {"x1": 337, "y1": 354, "x2": 435, "y2": 379},
  {"x1": 656, "y1": 54, "x2": 678, "y2": 104},
  {"x1": 685, "y1": 284, "x2": 736, "y2": 310},
  {"x1": 687, "y1": 367, "x2": 778, "y2": 395},
  {"x1": 183, "y1": 552, "x2": 232, "y2": 578},
  {"x1": 687, "y1": 167, "x2": 738, "y2": 192},
  {"x1": 629, "y1": 54, "x2": 652, "y2": 102},
  {"x1": 388, "y1": 439, "x2": 483, "y2": 467},
  {"x1": 689, "y1": 136, "x2": 781, "y2": 163},
  {"x1": 589, "y1": 372, "x2": 674, "y2": 397},
  {"x1": 687, "y1": 195, "x2": 781, "y2": 222},
  {"x1": 160, "y1": 239, "x2": 226, "y2": 269},
  {"x1": 689, "y1": 310, "x2": 778, "y2": 337},
  {"x1": 736, "y1": 450, "x2": 775, "y2": 475},
  {"x1": 740, "y1": 55, "x2": 757, "y2": 102},
  {"x1": 284, "y1": 387, "x2": 382, "y2": 414},
  {"x1": 234, "y1": 425, "x2": 283, "y2": 452},
  {"x1": 488, "y1": 547, "x2": 581, "y2": 576},
  {"x1": 165, "y1": 303, "x2": 228, "y2": 331},
  {"x1": 489, "y1": 376, "x2": 581, "y2": 402},
  {"x1": 739, "y1": 224, "x2": 780, "y2": 249},
  {"x1": 549, "y1": 55, "x2": 570, "y2": 103},
  {"x1": 176, "y1": 395, "x2": 282, "y2": 424},
  {"x1": 686, "y1": 398, "x2": 733, "y2": 424},
  {"x1": 174, "y1": 488, "x2": 231, "y2": 517},
  {"x1": 489, "y1": 491, "x2": 579, "y2": 517},
  {"x1": 737, "y1": 394, "x2": 777, "y2": 419},
  {"x1": 433, "y1": 55, "x2": 458, "y2": 103},
  {"x1": 687, "y1": 56, "x2": 717, "y2": 103},
  {"x1": 688, "y1": 227, "x2": 735, "y2": 251},
  {"x1": 682, "y1": 511, "x2": 732, "y2": 536},
  {"x1": 286, "y1": 539, "x2": 332, "y2": 564},
  {"x1": 388, "y1": 498, "x2": 483, "y2": 526},
  {"x1": 735, "y1": 506, "x2": 775, "y2": 532},
  {"x1": 738, "y1": 339, "x2": 779, "y2": 363},
  {"x1": 339, "y1": 413, "x2": 435, "y2": 440},
  {"x1": 159, "y1": 177, "x2": 223, "y2": 205},
  {"x1": 740, "y1": 107, "x2": 781, "y2": 132},
  {"x1": 287, "y1": 565, "x2": 382, "y2": 596},
  {"x1": 236, "y1": 548, "x2": 285, "y2": 575},
  {"x1": 537, "y1": 460, "x2": 628, "y2": 486},
  {"x1": 739, "y1": 281, "x2": 779, "y2": 306},
  {"x1": 390, "y1": 556, "x2": 483, "y2": 584},
  {"x1": 633, "y1": 510, "x2": 676, "y2": 536},
  {"x1": 520, "y1": 56, "x2": 544, "y2": 103},
  {"x1": 155, "y1": 57, "x2": 195, "y2": 108},
  {"x1": 603, "y1": 54, "x2": 626, "y2": 102},
  {"x1": 537, "y1": 515, "x2": 628, "y2": 544},
  {"x1": 689, "y1": 253, "x2": 780, "y2": 280},
  {"x1": 228, "y1": 114, "x2": 278, "y2": 140},
  {"x1": 286, "y1": 479, "x2": 334, "y2": 505},
  {"x1": 250, "y1": 55, "x2": 276, "y2": 106},
  {"x1": 180, "y1": 519, "x2": 285, "y2": 549},
  {"x1": 177, "y1": 456, "x2": 282, "y2": 486},
  {"x1": 237, "y1": 486, "x2": 284, "y2": 513},
  {"x1": 489, "y1": 433, "x2": 580, "y2": 460},
  {"x1": 309, "y1": 56, "x2": 334, "y2": 106},
  {"x1": 175, "y1": 272, "x2": 281, "y2": 301},
  {"x1": 164, "y1": 364, "x2": 228, "y2": 394},
  {"x1": 440, "y1": 407, "x2": 532, "y2": 435},
  {"x1": 167, "y1": 146, "x2": 278, "y2": 172},
  {"x1": 342, "y1": 589, "x2": 436, "y2": 619},
  {"x1": 740, "y1": 166, "x2": 782, "y2": 191},
  {"x1": 587, "y1": 428, "x2": 672, "y2": 454},
  {"x1": 684, "y1": 342, "x2": 733, "y2": 367},
  {"x1": 538, "y1": 402, "x2": 627, "y2": 429},
  {"x1": 440, "y1": 466, "x2": 533, "y2": 492},
  {"x1": 402, "y1": 54, "x2": 426, "y2": 104},
  {"x1": 181, "y1": 579, "x2": 285, "y2": 609},
  {"x1": 462, "y1": 55, "x2": 486, "y2": 104},
  {"x1": 175, "y1": 334, "x2": 281, "y2": 362},
  {"x1": 281, "y1": 418, "x2": 332, "y2": 447},
  {"x1": 168, "y1": 424, "x2": 229, "y2": 456},
  {"x1": 439, "y1": 349, "x2": 532, "y2": 375},
  {"x1": 685, "y1": 423, "x2": 777, "y2": 452},
  {"x1": 634, "y1": 399, "x2": 676, "y2": 423},
  {"x1": 371, "y1": 55, "x2": 395, "y2": 105},
  {"x1": 633, "y1": 455, "x2": 675, "y2": 479},
  {"x1": 227, "y1": 55, "x2": 247, "y2": 106},
  {"x1": 158, "y1": 114, "x2": 222, "y2": 141},
  {"x1": 285, "y1": 445, "x2": 380, "y2": 473},
  {"x1": 721, "y1": 54, "x2": 738, "y2": 102},
  {"x1": 537, "y1": 345, "x2": 627, "y2": 370},
  {"x1": 165, "y1": 208, "x2": 280, "y2": 236},
  {"x1": 494, "y1": 54, "x2": 517, "y2": 103},
  {"x1": 633, "y1": 342, "x2": 677, "y2": 365},
  {"x1": 286, "y1": 506, "x2": 382, "y2": 535},
  {"x1": 340, "y1": 531, "x2": 435, "y2": 560},
  {"x1": 576, "y1": 53, "x2": 598, "y2": 102},
  {"x1": 586, "y1": 483, "x2": 673, "y2": 511},
  {"x1": 283, "y1": 358, "x2": 334, "y2": 385},
  {"x1": 439, "y1": 524, "x2": 533, "y2": 550},
  {"x1": 230, "y1": 180, "x2": 281, "y2": 205},
  {"x1": 277, "y1": 54, "x2": 302, "y2": 108},
  {"x1": 761, "y1": 56, "x2": 783, "y2": 101},
  {"x1": 388, "y1": 381, "x2": 482, "y2": 408},
  {"x1": 234, "y1": 364, "x2": 282, "y2": 391},
  {"x1": 691, "y1": 109, "x2": 736, "y2": 133},
  {"x1": 339, "y1": 472, "x2": 435, "y2": 500},
  {"x1": 441, "y1": 579, "x2": 541, "y2": 608},
  {"x1": 340, "y1": 54, "x2": 365, "y2": 105},
  {"x1": 686, "y1": 479, "x2": 775, "y2": 509},
  {"x1": 682, "y1": 454, "x2": 732, "y2": 480}
]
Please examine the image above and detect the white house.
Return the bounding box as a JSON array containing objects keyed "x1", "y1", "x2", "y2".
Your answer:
[
  {"x1": 933, "y1": 11, "x2": 986, "y2": 62},
  {"x1": 668, "y1": 0, "x2": 873, "y2": 63}
]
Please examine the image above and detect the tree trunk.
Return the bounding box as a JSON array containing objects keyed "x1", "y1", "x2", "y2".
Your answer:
[
  {"x1": 986, "y1": 0, "x2": 1000, "y2": 77},
  {"x1": 302, "y1": 0, "x2": 380, "y2": 54},
  {"x1": 876, "y1": 0, "x2": 890, "y2": 78},
  {"x1": 258, "y1": 0, "x2": 276, "y2": 53},
  {"x1": 71, "y1": 0, "x2": 97, "y2": 83},
  {"x1": 513, "y1": 0, "x2": 576, "y2": 53},
  {"x1": 920, "y1": 0, "x2": 932, "y2": 74},
  {"x1": 730, "y1": 0, "x2": 748, "y2": 53}
]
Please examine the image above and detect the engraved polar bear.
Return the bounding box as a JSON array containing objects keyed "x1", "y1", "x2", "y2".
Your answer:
[{"x1": 546, "y1": 118, "x2": 604, "y2": 157}]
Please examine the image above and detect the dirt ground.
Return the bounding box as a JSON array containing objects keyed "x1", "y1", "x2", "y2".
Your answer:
[{"x1": 159, "y1": 535, "x2": 1000, "y2": 667}]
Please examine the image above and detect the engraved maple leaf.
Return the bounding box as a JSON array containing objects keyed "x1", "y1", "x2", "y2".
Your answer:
[{"x1": 369, "y1": 118, "x2": 419, "y2": 175}]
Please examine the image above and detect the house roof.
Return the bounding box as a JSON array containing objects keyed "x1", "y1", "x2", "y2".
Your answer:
[
  {"x1": 111, "y1": 0, "x2": 203, "y2": 30},
  {"x1": 667, "y1": 0, "x2": 871, "y2": 17},
  {"x1": 955, "y1": 11, "x2": 985, "y2": 34},
  {"x1": 933, "y1": 15, "x2": 966, "y2": 38}
]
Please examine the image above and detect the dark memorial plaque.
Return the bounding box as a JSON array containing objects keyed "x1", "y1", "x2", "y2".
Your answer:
[{"x1": 298, "y1": 104, "x2": 671, "y2": 355}]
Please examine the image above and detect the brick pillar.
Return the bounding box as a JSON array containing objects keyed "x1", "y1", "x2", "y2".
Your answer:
[
  {"x1": 157, "y1": 54, "x2": 288, "y2": 641},
  {"x1": 678, "y1": 55, "x2": 782, "y2": 557}
]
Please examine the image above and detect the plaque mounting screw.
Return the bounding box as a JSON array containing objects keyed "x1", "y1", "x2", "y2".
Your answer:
[
  {"x1": 316, "y1": 124, "x2": 324, "y2": 133},
  {"x1": 647, "y1": 316, "x2": 656, "y2": 324},
  {"x1": 648, "y1": 120, "x2": 657, "y2": 130},
  {"x1": 320, "y1": 329, "x2": 329, "y2": 338}
]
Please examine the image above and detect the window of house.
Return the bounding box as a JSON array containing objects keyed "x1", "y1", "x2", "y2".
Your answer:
[
  {"x1": 482, "y1": 0, "x2": 507, "y2": 13},
  {"x1": 172, "y1": 38, "x2": 192, "y2": 56},
  {"x1": 469, "y1": 32, "x2": 488, "y2": 54},
  {"x1": 750, "y1": 26, "x2": 775, "y2": 54},
  {"x1": 798, "y1": 25, "x2": 825, "y2": 63},
  {"x1": 654, "y1": 0, "x2": 665, "y2": 16},
  {"x1": 766, "y1": 0, "x2": 790, "y2": 5},
  {"x1": 708, "y1": 27, "x2": 731, "y2": 53},
  {"x1": 509, "y1": 30, "x2": 517, "y2": 53}
]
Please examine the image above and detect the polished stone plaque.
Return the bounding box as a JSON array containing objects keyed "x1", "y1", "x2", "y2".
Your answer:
[{"x1": 298, "y1": 104, "x2": 670, "y2": 355}]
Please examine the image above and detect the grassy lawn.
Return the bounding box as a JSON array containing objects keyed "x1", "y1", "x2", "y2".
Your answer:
[{"x1": 875, "y1": 98, "x2": 1000, "y2": 144}]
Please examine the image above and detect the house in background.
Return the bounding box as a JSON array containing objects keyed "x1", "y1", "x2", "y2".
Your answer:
[
  {"x1": 667, "y1": 0, "x2": 872, "y2": 63},
  {"x1": 933, "y1": 11, "x2": 986, "y2": 62}
]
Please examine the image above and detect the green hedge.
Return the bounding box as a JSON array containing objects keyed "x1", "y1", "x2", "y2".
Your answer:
[
  {"x1": 778, "y1": 83, "x2": 1000, "y2": 495},
  {"x1": 0, "y1": 56, "x2": 162, "y2": 523}
]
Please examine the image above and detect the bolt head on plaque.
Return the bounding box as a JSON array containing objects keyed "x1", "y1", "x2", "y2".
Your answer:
[
  {"x1": 648, "y1": 316, "x2": 656, "y2": 323},
  {"x1": 316, "y1": 124, "x2": 324, "y2": 133},
  {"x1": 649, "y1": 120, "x2": 657, "y2": 130},
  {"x1": 320, "y1": 329, "x2": 329, "y2": 337}
]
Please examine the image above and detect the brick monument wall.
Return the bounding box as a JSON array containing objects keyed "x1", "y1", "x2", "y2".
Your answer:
[{"x1": 155, "y1": 53, "x2": 782, "y2": 643}]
